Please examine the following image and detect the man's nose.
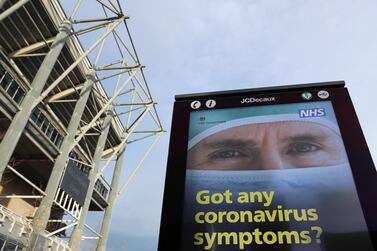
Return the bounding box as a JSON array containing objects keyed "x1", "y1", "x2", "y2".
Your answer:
[{"x1": 258, "y1": 148, "x2": 285, "y2": 170}]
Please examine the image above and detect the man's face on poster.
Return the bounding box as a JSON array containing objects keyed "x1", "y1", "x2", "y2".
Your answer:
[{"x1": 187, "y1": 121, "x2": 347, "y2": 170}]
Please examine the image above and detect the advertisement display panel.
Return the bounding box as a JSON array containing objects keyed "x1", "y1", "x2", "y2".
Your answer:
[{"x1": 158, "y1": 82, "x2": 377, "y2": 251}]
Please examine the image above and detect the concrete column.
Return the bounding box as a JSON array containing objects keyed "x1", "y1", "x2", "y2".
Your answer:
[
  {"x1": 28, "y1": 70, "x2": 96, "y2": 249},
  {"x1": 69, "y1": 109, "x2": 114, "y2": 251},
  {"x1": 0, "y1": 20, "x2": 71, "y2": 180},
  {"x1": 96, "y1": 148, "x2": 126, "y2": 251}
]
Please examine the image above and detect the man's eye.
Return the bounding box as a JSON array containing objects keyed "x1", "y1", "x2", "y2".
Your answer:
[
  {"x1": 288, "y1": 143, "x2": 320, "y2": 154},
  {"x1": 210, "y1": 150, "x2": 245, "y2": 160}
]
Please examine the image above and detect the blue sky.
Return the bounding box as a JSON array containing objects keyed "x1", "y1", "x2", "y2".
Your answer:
[{"x1": 84, "y1": 0, "x2": 377, "y2": 250}]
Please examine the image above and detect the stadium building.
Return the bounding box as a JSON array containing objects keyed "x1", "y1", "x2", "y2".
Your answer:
[{"x1": 0, "y1": 0, "x2": 163, "y2": 250}]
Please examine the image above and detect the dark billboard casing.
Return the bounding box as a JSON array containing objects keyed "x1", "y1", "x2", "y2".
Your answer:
[{"x1": 158, "y1": 81, "x2": 377, "y2": 251}]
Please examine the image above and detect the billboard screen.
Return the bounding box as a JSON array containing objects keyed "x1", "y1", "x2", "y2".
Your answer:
[{"x1": 159, "y1": 82, "x2": 377, "y2": 251}]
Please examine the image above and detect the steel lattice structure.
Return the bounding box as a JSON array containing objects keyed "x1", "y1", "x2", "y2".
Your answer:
[{"x1": 0, "y1": 0, "x2": 163, "y2": 250}]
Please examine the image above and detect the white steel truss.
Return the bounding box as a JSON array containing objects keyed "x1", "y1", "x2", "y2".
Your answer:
[{"x1": 0, "y1": 0, "x2": 164, "y2": 250}]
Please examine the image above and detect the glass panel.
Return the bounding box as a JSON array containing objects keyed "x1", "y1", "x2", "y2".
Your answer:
[
  {"x1": 0, "y1": 68, "x2": 6, "y2": 86},
  {"x1": 40, "y1": 119, "x2": 48, "y2": 132},
  {"x1": 45, "y1": 122, "x2": 52, "y2": 135},
  {"x1": 0, "y1": 238, "x2": 5, "y2": 250},
  {"x1": 0, "y1": 64, "x2": 5, "y2": 75},
  {"x1": 56, "y1": 135, "x2": 63, "y2": 147},
  {"x1": 3, "y1": 242, "x2": 17, "y2": 251},
  {"x1": 31, "y1": 109, "x2": 40, "y2": 122},
  {"x1": 36, "y1": 114, "x2": 45, "y2": 127},
  {"x1": 180, "y1": 101, "x2": 375, "y2": 251},
  {"x1": 13, "y1": 87, "x2": 25, "y2": 104},
  {"x1": 6, "y1": 82, "x2": 17, "y2": 98},
  {"x1": 51, "y1": 129, "x2": 58, "y2": 143},
  {"x1": 3, "y1": 74, "x2": 13, "y2": 90}
]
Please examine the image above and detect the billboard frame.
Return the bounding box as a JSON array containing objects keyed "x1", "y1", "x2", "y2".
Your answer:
[{"x1": 158, "y1": 81, "x2": 377, "y2": 251}]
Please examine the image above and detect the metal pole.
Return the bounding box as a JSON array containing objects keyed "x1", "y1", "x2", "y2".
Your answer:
[
  {"x1": 0, "y1": 20, "x2": 72, "y2": 181},
  {"x1": 117, "y1": 133, "x2": 161, "y2": 198},
  {"x1": 28, "y1": 70, "x2": 96, "y2": 249},
  {"x1": 69, "y1": 109, "x2": 114, "y2": 251},
  {"x1": 0, "y1": 0, "x2": 31, "y2": 22},
  {"x1": 96, "y1": 147, "x2": 126, "y2": 251}
]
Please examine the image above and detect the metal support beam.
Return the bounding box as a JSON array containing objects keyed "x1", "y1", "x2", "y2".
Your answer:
[
  {"x1": 46, "y1": 222, "x2": 78, "y2": 237},
  {"x1": 117, "y1": 133, "x2": 161, "y2": 198},
  {"x1": 78, "y1": 117, "x2": 104, "y2": 133},
  {"x1": 96, "y1": 105, "x2": 152, "y2": 178},
  {"x1": 28, "y1": 70, "x2": 96, "y2": 249},
  {"x1": 73, "y1": 16, "x2": 127, "y2": 24},
  {"x1": 47, "y1": 84, "x2": 84, "y2": 103},
  {"x1": 94, "y1": 64, "x2": 141, "y2": 71},
  {"x1": 69, "y1": 109, "x2": 114, "y2": 251},
  {"x1": 0, "y1": 0, "x2": 31, "y2": 22},
  {"x1": 96, "y1": 148, "x2": 126, "y2": 251},
  {"x1": 9, "y1": 37, "x2": 56, "y2": 58},
  {"x1": 37, "y1": 17, "x2": 125, "y2": 104},
  {"x1": 72, "y1": 67, "x2": 141, "y2": 147},
  {"x1": 0, "y1": 20, "x2": 72, "y2": 181},
  {"x1": 7, "y1": 164, "x2": 46, "y2": 196},
  {"x1": 101, "y1": 147, "x2": 116, "y2": 159}
]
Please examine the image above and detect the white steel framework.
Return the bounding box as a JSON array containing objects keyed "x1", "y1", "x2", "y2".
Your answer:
[{"x1": 0, "y1": 0, "x2": 163, "y2": 250}]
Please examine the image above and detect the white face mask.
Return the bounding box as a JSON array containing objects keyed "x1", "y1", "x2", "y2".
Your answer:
[{"x1": 181, "y1": 164, "x2": 374, "y2": 251}]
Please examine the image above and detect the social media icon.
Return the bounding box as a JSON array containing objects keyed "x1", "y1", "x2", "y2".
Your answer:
[
  {"x1": 301, "y1": 92, "x2": 313, "y2": 100},
  {"x1": 190, "y1": 101, "x2": 201, "y2": 109},
  {"x1": 205, "y1": 99, "x2": 216, "y2": 108},
  {"x1": 318, "y1": 90, "x2": 330, "y2": 99}
]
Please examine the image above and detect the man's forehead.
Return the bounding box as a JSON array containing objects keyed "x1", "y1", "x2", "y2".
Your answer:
[{"x1": 201, "y1": 121, "x2": 334, "y2": 143}]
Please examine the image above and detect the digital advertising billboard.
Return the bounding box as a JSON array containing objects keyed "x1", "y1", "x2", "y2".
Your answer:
[{"x1": 159, "y1": 81, "x2": 377, "y2": 251}]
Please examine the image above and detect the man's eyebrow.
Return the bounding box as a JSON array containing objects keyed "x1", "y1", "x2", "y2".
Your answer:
[
  {"x1": 283, "y1": 133, "x2": 330, "y2": 143},
  {"x1": 204, "y1": 139, "x2": 257, "y2": 148}
]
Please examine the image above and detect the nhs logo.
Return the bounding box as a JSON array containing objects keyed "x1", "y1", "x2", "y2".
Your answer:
[{"x1": 299, "y1": 108, "x2": 326, "y2": 118}]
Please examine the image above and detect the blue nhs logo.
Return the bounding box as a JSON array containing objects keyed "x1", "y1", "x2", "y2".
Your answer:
[{"x1": 299, "y1": 108, "x2": 326, "y2": 118}]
